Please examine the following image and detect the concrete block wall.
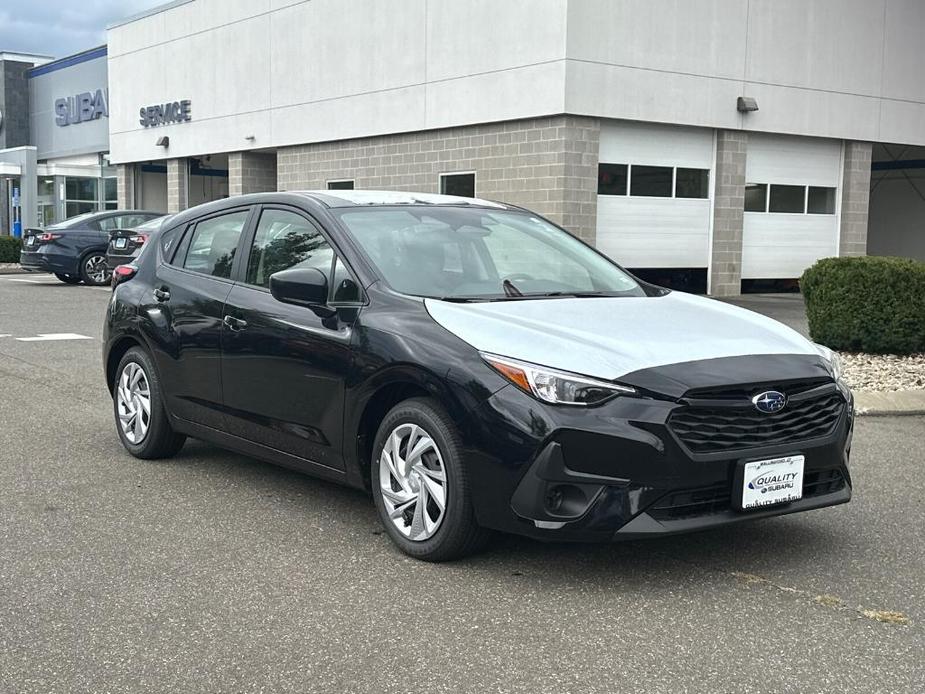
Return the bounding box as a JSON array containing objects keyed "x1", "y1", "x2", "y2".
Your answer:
[
  {"x1": 116, "y1": 164, "x2": 135, "y2": 210},
  {"x1": 710, "y1": 130, "x2": 749, "y2": 296},
  {"x1": 166, "y1": 158, "x2": 189, "y2": 213},
  {"x1": 839, "y1": 141, "x2": 873, "y2": 257},
  {"x1": 277, "y1": 116, "x2": 601, "y2": 242},
  {"x1": 229, "y1": 151, "x2": 278, "y2": 196}
]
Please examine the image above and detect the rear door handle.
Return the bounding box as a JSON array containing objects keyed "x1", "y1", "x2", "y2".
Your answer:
[
  {"x1": 153, "y1": 287, "x2": 170, "y2": 302},
  {"x1": 223, "y1": 315, "x2": 247, "y2": 331}
]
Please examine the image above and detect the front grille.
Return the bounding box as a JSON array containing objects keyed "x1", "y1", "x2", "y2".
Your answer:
[
  {"x1": 669, "y1": 387, "x2": 845, "y2": 455},
  {"x1": 649, "y1": 468, "x2": 846, "y2": 521}
]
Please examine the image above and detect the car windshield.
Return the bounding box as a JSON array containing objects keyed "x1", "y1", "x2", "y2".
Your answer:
[{"x1": 334, "y1": 206, "x2": 644, "y2": 300}]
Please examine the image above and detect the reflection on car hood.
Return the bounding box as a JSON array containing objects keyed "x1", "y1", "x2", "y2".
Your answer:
[{"x1": 424, "y1": 292, "x2": 818, "y2": 381}]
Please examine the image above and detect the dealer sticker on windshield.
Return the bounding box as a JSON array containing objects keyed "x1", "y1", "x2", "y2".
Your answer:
[{"x1": 739, "y1": 455, "x2": 804, "y2": 510}]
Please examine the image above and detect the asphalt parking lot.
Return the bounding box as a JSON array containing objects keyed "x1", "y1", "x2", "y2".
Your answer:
[{"x1": 0, "y1": 275, "x2": 922, "y2": 693}]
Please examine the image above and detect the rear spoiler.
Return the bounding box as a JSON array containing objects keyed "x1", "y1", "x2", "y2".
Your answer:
[
  {"x1": 108, "y1": 228, "x2": 136, "y2": 237},
  {"x1": 22, "y1": 227, "x2": 44, "y2": 237}
]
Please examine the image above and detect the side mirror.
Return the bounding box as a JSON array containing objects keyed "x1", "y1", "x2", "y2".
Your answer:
[{"x1": 269, "y1": 267, "x2": 329, "y2": 309}]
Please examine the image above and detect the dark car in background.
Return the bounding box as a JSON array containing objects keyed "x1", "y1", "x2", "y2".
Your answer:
[
  {"x1": 103, "y1": 190, "x2": 853, "y2": 561},
  {"x1": 106, "y1": 215, "x2": 171, "y2": 272},
  {"x1": 21, "y1": 210, "x2": 163, "y2": 285}
]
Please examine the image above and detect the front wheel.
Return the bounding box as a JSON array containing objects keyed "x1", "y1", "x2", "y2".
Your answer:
[
  {"x1": 372, "y1": 397, "x2": 490, "y2": 561},
  {"x1": 80, "y1": 253, "x2": 111, "y2": 286},
  {"x1": 54, "y1": 273, "x2": 81, "y2": 284},
  {"x1": 114, "y1": 347, "x2": 185, "y2": 459}
]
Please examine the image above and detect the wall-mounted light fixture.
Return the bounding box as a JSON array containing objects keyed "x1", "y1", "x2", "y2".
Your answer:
[
  {"x1": 244, "y1": 134, "x2": 256, "y2": 142},
  {"x1": 156, "y1": 136, "x2": 170, "y2": 147},
  {"x1": 736, "y1": 96, "x2": 759, "y2": 113}
]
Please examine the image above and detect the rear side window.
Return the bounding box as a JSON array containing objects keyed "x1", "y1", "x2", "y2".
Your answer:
[
  {"x1": 245, "y1": 209, "x2": 334, "y2": 287},
  {"x1": 182, "y1": 211, "x2": 249, "y2": 278}
]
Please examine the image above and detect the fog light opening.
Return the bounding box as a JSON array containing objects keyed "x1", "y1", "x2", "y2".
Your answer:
[{"x1": 543, "y1": 484, "x2": 589, "y2": 517}]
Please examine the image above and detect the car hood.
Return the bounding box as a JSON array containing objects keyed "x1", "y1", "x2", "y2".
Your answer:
[{"x1": 424, "y1": 292, "x2": 819, "y2": 381}]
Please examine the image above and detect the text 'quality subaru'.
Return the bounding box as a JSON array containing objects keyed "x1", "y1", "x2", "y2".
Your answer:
[{"x1": 103, "y1": 191, "x2": 853, "y2": 561}]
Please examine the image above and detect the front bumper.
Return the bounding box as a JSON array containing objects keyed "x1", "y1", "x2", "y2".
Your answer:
[{"x1": 467, "y1": 381, "x2": 853, "y2": 542}]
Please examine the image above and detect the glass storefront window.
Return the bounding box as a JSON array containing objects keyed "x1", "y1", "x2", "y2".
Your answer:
[
  {"x1": 64, "y1": 177, "x2": 100, "y2": 220},
  {"x1": 104, "y1": 178, "x2": 118, "y2": 210}
]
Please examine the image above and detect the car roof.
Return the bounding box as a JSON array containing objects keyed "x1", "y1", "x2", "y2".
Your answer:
[{"x1": 290, "y1": 190, "x2": 509, "y2": 209}]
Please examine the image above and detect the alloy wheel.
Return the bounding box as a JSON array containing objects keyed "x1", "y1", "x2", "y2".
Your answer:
[
  {"x1": 378, "y1": 422, "x2": 448, "y2": 541},
  {"x1": 85, "y1": 254, "x2": 111, "y2": 284},
  {"x1": 117, "y1": 362, "x2": 151, "y2": 444}
]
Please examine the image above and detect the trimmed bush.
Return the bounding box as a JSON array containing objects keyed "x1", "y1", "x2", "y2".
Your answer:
[
  {"x1": 801, "y1": 256, "x2": 925, "y2": 354},
  {"x1": 0, "y1": 235, "x2": 22, "y2": 263}
]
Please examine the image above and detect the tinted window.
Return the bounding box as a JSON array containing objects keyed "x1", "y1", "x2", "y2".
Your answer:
[
  {"x1": 328, "y1": 180, "x2": 354, "y2": 190},
  {"x1": 182, "y1": 211, "x2": 249, "y2": 278},
  {"x1": 246, "y1": 209, "x2": 334, "y2": 288},
  {"x1": 744, "y1": 183, "x2": 767, "y2": 212},
  {"x1": 807, "y1": 186, "x2": 836, "y2": 214},
  {"x1": 769, "y1": 185, "x2": 805, "y2": 213},
  {"x1": 675, "y1": 168, "x2": 709, "y2": 198},
  {"x1": 630, "y1": 165, "x2": 672, "y2": 197},
  {"x1": 597, "y1": 164, "x2": 628, "y2": 195},
  {"x1": 440, "y1": 173, "x2": 475, "y2": 197}
]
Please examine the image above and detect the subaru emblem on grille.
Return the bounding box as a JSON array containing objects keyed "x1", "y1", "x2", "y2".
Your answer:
[{"x1": 752, "y1": 390, "x2": 787, "y2": 413}]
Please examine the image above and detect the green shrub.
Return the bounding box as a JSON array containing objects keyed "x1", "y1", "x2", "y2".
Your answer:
[
  {"x1": 801, "y1": 256, "x2": 925, "y2": 354},
  {"x1": 0, "y1": 235, "x2": 22, "y2": 263}
]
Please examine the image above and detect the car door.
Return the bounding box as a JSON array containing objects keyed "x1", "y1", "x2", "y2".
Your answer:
[
  {"x1": 220, "y1": 205, "x2": 363, "y2": 471},
  {"x1": 148, "y1": 206, "x2": 253, "y2": 430}
]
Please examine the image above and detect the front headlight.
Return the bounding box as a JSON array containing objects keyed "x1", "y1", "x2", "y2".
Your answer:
[
  {"x1": 814, "y1": 343, "x2": 844, "y2": 382},
  {"x1": 481, "y1": 352, "x2": 635, "y2": 406}
]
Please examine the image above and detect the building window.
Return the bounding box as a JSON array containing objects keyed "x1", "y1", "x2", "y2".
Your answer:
[
  {"x1": 104, "y1": 178, "x2": 118, "y2": 210},
  {"x1": 597, "y1": 164, "x2": 628, "y2": 195},
  {"x1": 630, "y1": 165, "x2": 673, "y2": 197},
  {"x1": 327, "y1": 180, "x2": 354, "y2": 190},
  {"x1": 807, "y1": 186, "x2": 836, "y2": 214},
  {"x1": 64, "y1": 177, "x2": 99, "y2": 218},
  {"x1": 744, "y1": 183, "x2": 768, "y2": 212},
  {"x1": 768, "y1": 184, "x2": 806, "y2": 213},
  {"x1": 674, "y1": 168, "x2": 709, "y2": 199},
  {"x1": 440, "y1": 172, "x2": 475, "y2": 197}
]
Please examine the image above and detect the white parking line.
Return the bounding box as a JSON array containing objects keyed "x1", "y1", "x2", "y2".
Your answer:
[
  {"x1": 4, "y1": 278, "x2": 49, "y2": 283},
  {"x1": 14, "y1": 333, "x2": 94, "y2": 342}
]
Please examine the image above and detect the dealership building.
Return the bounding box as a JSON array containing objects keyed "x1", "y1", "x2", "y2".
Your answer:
[
  {"x1": 63, "y1": 0, "x2": 925, "y2": 293},
  {"x1": 0, "y1": 46, "x2": 121, "y2": 233}
]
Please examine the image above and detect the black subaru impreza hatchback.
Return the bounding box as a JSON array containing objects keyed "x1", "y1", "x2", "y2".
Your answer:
[{"x1": 103, "y1": 190, "x2": 853, "y2": 560}]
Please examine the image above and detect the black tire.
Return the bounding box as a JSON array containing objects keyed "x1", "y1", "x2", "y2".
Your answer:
[
  {"x1": 113, "y1": 347, "x2": 186, "y2": 459},
  {"x1": 79, "y1": 251, "x2": 112, "y2": 286},
  {"x1": 371, "y1": 397, "x2": 490, "y2": 561},
  {"x1": 54, "y1": 273, "x2": 81, "y2": 284}
]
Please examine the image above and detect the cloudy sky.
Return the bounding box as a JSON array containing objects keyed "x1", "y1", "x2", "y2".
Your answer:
[{"x1": 0, "y1": 0, "x2": 166, "y2": 58}]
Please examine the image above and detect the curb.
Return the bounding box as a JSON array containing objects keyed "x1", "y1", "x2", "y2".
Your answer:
[
  {"x1": 0, "y1": 264, "x2": 26, "y2": 275},
  {"x1": 854, "y1": 390, "x2": 925, "y2": 417}
]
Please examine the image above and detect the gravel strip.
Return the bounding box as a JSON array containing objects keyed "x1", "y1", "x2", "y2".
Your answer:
[{"x1": 840, "y1": 352, "x2": 925, "y2": 392}]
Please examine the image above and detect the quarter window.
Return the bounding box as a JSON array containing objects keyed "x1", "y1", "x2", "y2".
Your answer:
[
  {"x1": 246, "y1": 209, "x2": 334, "y2": 288},
  {"x1": 182, "y1": 210, "x2": 249, "y2": 278}
]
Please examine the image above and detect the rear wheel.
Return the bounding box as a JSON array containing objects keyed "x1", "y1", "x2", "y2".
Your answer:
[
  {"x1": 372, "y1": 397, "x2": 490, "y2": 561},
  {"x1": 114, "y1": 347, "x2": 185, "y2": 459},
  {"x1": 79, "y1": 252, "x2": 111, "y2": 286},
  {"x1": 54, "y1": 273, "x2": 81, "y2": 284}
]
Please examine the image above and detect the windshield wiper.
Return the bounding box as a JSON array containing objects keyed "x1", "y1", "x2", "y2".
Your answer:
[
  {"x1": 527, "y1": 291, "x2": 613, "y2": 298},
  {"x1": 502, "y1": 279, "x2": 523, "y2": 297}
]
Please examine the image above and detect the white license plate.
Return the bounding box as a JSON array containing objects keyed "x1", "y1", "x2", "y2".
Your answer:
[
  {"x1": 740, "y1": 455, "x2": 804, "y2": 510},
  {"x1": 114, "y1": 238, "x2": 128, "y2": 249},
  {"x1": 26, "y1": 236, "x2": 35, "y2": 246}
]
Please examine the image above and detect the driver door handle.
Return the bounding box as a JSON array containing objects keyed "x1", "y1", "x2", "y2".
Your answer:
[
  {"x1": 153, "y1": 287, "x2": 170, "y2": 302},
  {"x1": 223, "y1": 315, "x2": 247, "y2": 331}
]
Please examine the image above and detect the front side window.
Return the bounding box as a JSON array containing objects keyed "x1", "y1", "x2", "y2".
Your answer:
[
  {"x1": 335, "y1": 207, "x2": 644, "y2": 300},
  {"x1": 246, "y1": 209, "x2": 333, "y2": 288},
  {"x1": 182, "y1": 210, "x2": 249, "y2": 278}
]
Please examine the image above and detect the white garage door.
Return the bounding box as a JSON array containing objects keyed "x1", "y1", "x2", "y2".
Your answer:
[
  {"x1": 596, "y1": 120, "x2": 713, "y2": 268},
  {"x1": 742, "y1": 134, "x2": 842, "y2": 279}
]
